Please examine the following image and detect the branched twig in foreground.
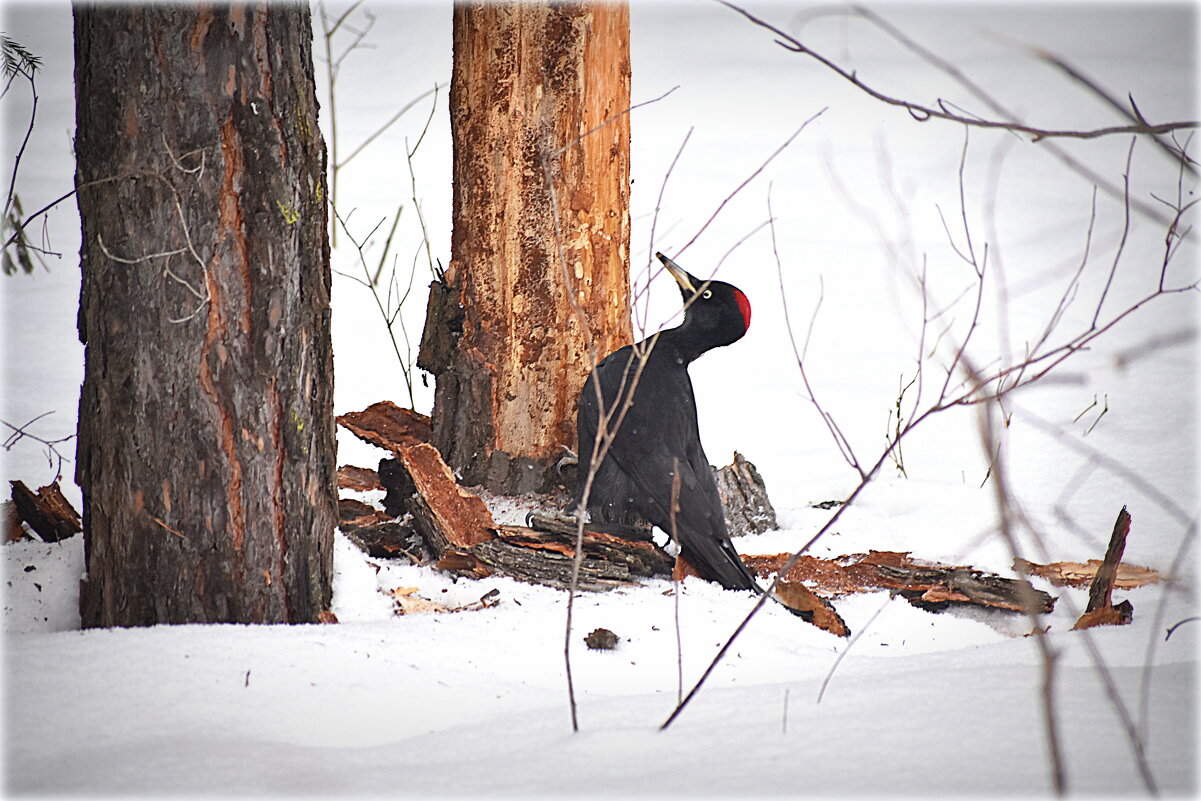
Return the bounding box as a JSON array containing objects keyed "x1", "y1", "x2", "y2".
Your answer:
[
  {"x1": 3, "y1": 412, "x2": 75, "y2": 482},
  {"x1": 720, "y1": 1, "x2": 1198, "y2": 143},
  {"x1": 661, "y1": 134, "x2": 1197, "y2": 738}
]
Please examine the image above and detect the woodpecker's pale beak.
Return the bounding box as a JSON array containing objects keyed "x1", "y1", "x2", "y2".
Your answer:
[{"x1": 656, "y1": 251, "x2": 698, "y2": 294}]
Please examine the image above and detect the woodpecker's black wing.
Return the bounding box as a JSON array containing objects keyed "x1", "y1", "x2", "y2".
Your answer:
[{"x1": 577, "y1": 342, "x2": 760, "y2": 591}]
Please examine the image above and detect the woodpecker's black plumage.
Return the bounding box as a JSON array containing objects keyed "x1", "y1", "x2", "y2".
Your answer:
[{"x1": 576, "y1": 252, "x2": 759, "y2": 591}]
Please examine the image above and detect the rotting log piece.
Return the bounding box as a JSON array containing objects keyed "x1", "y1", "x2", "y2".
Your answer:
[
  {"x1": 337, "y1": 498, "x2": 416, "y2": 561},
  {"x1": 338, "y1": 401, "x2": 673, "y2": 589},
  {"x1": 743, "y1": 550, "x2": 1055, "y2": 615},
  {"x1": 9, "y1": 480, "x2": 82, "y2": 543}
]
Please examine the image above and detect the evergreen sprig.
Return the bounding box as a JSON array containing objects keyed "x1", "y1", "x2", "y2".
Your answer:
[{"x1": 1, "y1": 34, "x2": 42, "y2": 82}]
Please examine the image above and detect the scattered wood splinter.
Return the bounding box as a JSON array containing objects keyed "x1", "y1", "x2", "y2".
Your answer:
[{"x1": 1072, "y1": 506, "x2": 1136, "y2": 631}]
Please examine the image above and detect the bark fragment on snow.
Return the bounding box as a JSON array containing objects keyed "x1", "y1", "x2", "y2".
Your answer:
[
  {"x1": 5, "y1": 500, "x2": 24, "y2": 542},
  {"x1": 744, "y1": 550, "x2": 1055, "y2": 615},
  {"x1": 9, "y1": 480, "x2": 82, "y2": 543},
  {"x1": 772, "y1": 579, "x2": 850, "y2": 637},
  {"x1": 337, "y1": 465, "x2": 382, "y2": 492},
  {"x1": 1013, "y1": 556, "x2": 1158, "y2": 589},
  {"x1": 1072, "y1": 506, "x2": 1136, "y2": 631}
]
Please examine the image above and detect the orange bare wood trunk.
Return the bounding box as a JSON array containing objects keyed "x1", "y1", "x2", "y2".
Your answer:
[{"x1": 421, "y1": 1, "x2": 633, "y2": 493}]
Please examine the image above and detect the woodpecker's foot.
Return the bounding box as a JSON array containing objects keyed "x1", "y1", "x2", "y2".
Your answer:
[{"x1": 555, "y1": 446, "x2": 579, "y2": 474}]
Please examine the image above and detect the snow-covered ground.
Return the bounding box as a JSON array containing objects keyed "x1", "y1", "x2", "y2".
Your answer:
[{"x1": 2, "y1": 1, "x2": 1196, "y2": 797}]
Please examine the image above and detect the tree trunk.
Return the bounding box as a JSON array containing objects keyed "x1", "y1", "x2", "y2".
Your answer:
[
  {"x1": 420, "y1": 1, "x2": 633, "y2": 493},
  {"x1": 74, "y1": 4, "x2": 335, "y2": 626}
]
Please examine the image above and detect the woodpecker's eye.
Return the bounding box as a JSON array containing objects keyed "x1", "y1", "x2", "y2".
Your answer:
[{"x1": 702, "y1": 289, "x2": 712, "y2": 299}]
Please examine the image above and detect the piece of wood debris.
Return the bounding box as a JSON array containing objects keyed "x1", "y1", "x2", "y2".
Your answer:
[
  {"x1": 388, "y1": 586, "x2": 450, "y2": 615},
  {"x1": 340, "y1": 401, "x2": 677, "y2": 591},
  {"x1": 9, "y1": 480, "x2": 81, "y2": 543},
  {"x1": 337, "y1": 498, "x2": 417, "y2": 560},
  {"x1": 1014, "y1": 556, "x2": 1158, "y2": 589},
  {"x1": 4, "y1": 500, "x2": 25, "y2": 542},
  {"x1": 671, "y1": 553, "x2": 846, "y2": 633},
  {"x1": 337, "y1": 401, "x2": 432, "y2": 452},
  {"x1": 1073, "y1": 507, "x2": 1135, "y2": 631},
  {"x1": 392, "y1": 443, "x2": 497, "y2": 551},
  {"x1": 715, "y1": 451, "x2": 778, "y2": 537},
  {"x1": 337, "y1": 465, "x2": 383, "y2": 492},
  {"x1": 484, "y1": 524, "x2": 673, "y2": 590},
  {"x1": 584, "y1": 628, "x2": 619, "y2": 650},
  {"x1": 773, "y1": 579, "x2": 849, "y2": 637},
  {"x1": 743, "y1": 550, "x2": 1055, "y2": 615},
  {"x1": 386, "y1": 586, "x2": 501, "y2": 615}
]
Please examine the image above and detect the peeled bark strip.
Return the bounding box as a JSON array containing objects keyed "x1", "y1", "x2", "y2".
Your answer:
[
  {"x1": 422, "y1": 2, "x2": 633, "y2": 493},
  {"x1": 74, "y1": 5, "x2": 335, "y2": 626},
  {"x1": 1013, "y1": 556, "x2": 1158, "y2": 589},
  {"x1": 744, "y1": 550, "x2": 1056, "y2": 615},
  {"x1": 337, "y1": 402, "x2": 433, "y2": 453},
  {"x1": 337, "y1": 465, "x2": 383, "y2": 493},
  {"x1": 772, "y1": 580, "x2": 849, "y2": 637}
]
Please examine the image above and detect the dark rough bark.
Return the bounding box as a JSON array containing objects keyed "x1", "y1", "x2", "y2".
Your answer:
[
  {"x1": 74, "y1": 4, "x2": 335, "y2": 626},
  {"x1": 714, "y1": 452, "x2": 779, "y2": 537},
  {"x1": 423, "y1": 2, "x2": 633, "y2": 493}
]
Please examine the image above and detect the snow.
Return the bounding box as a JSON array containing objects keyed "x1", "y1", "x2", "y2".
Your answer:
[{"x1": 2, "y1": 1, "x2": 1197, "y2": 797}]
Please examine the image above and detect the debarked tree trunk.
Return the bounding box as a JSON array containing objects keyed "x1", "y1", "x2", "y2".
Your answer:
[{"x1": 419, "y1": 2, "x2": 633, "y2": 493}]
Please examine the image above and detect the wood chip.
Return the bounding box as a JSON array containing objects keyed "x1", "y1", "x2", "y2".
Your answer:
[
  {"x1": 744, "y1": 550, "x2": 1055, "y2": 615},
  {"x1": 1014, "y1": 557, "x2": 1159, "y2": 589},
  {"x1": 1073, "y1": 507, "x2": 1137, "y2": 631},
  {"x1": 773, "y1": 579, "x2": 849, "y2": 637},
  {"x1": 9, "y1": 480, "x2": 81, "y2": 543},
  {"x1": 337, "y1": 401, "x2": 433, "y2": 453},
  {"x1": 337, "y1": 465, "x2": 382, "y2": 492}
]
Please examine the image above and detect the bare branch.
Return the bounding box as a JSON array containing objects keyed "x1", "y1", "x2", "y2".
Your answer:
[
  {"x1": 3, "y1": 412, "x2": 74, "y2": 483},
  {"x1": 337, "y1": 84, "x2": 441, "y2": 169},
  {"x1": 769, "y1": 190, "x2": 863, "y2": 477},
  {"x1": 675, "y1": 108, "x2": 826, "y2": 258},
  {"x1": 551, "y1": 85, "x2": 679, "y2": 159},
  {"x1": 721, "y1": 1, "x2": 1198, "y2": 144}
]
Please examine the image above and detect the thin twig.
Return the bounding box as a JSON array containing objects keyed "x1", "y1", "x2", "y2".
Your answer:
[
  {"x1": 722, "y1": 1, "x2": 1197, "y2": 143},
  {"x1": 550, "y1": 85, "x2": 679, "y2": 159},
  {"x1": 769, "y1": 190, "x2": 863, "y2": 476},
  {"x1": 675, "y1": 109, "x2": 826, "y2": 258},
  {"x1": 670, "y1": 461, "x2": 684, "y2": 707},
  {"x1": 338, "y1": 84, "x2": 441, "y2": 169}
]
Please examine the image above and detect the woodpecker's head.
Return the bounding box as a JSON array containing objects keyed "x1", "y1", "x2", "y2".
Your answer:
[{"x1": 657, "y1": 251, "x2": 751, "y2": 350}]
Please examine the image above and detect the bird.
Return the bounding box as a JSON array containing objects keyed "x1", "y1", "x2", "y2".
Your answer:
[{"x1": 575, "y1": 251, "x2": 760, "y2": 591}]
